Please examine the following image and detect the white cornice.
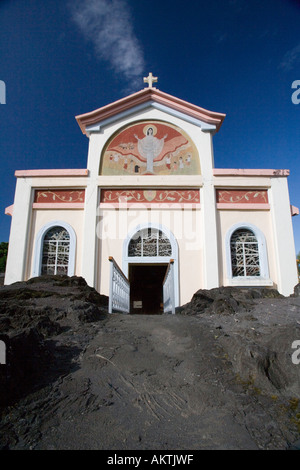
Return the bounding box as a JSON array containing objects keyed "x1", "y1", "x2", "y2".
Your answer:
[{"x1": 85, "y1": 100, "x2": 216, "y2": 135}]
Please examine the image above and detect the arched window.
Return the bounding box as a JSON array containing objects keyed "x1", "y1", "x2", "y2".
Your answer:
[
  {"x1": 32, "y1": 221, "x2": 76, "y2": 277},
  {"x1": 128, "y1": 228, "x2": 172, "y2": 258},
  {"x1": 230, "y1": 228, "x2": 260, "y2": 277},
  {"x1": 41, "y1": 226, "x2": 70, "y2": 275},
  {"x1": 225, "y1": 223, "x2": 272, "y2": 286}
]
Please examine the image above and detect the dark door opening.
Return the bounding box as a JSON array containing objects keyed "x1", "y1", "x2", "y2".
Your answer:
[{"x1": 129, "y1": 264, "x2": 168, "y2": 314}]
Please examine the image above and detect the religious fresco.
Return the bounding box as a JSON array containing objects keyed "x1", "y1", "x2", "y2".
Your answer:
[{"x1": 100, "y1": 121, "x2": 200, "y2": 175}]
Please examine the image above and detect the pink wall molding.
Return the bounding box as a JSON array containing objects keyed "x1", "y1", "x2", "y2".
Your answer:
[
  {"x1": 216, "y1": 189, "x2": 269, "y2": 204},
  {"x1": 34, "y1": 189, "x2": 85, "y2": 204},
  {"x1": 15, "y1": 169, "x2": 88, "y2": 177},
  {"x1": 213, "y1": 169, "x2": 290, "y2": 177}
]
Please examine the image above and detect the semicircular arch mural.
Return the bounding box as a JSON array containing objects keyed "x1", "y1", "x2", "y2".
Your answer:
[{"x1": 100, "y1": 120, "x2": 200, "y2": 176}]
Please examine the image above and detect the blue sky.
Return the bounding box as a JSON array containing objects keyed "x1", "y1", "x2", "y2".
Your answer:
[{"x1": 0, "y1": 0, "x2": 299, "y2": 254}]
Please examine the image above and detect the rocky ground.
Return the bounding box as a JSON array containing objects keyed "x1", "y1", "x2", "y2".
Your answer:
[{"x1": 0, "y1": 275, "x2": 300, "y2": 450}]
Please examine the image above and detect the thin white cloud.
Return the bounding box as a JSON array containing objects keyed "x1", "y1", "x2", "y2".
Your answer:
[
  {"x1": 279, "y1": 43, "x2": 300, "y2": 71},
  {"x1": 69, "y1": 0, "x2": 145, "y2": 89}
]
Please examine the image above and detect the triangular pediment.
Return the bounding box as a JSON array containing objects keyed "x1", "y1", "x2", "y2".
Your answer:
[{"x1": 75, "y1": 88, "x2": 226, "y2": 136}]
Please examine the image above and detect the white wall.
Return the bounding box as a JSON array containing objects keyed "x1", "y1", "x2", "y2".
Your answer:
[{"x1": 97, "y1": 207, "x2": 203, "y2": 305}]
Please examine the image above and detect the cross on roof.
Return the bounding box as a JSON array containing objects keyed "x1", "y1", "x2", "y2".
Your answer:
[{"x1": 143, "y1": 72, "x2": 158, "y2": 88}]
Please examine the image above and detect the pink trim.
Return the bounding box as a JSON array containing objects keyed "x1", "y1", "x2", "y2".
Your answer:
[
  {"x1": 76, "y1": 88, "x2": 226, "y2": 135},
  {"x1": 34, "y1": 189, "x2": 85, "y2": 203},
  {"x1": 213, "y1": 169, "x2": 290, "y2": 177},
  {"x1": 100, "y1": 188, "x2": 200, "y2": 204},
  {"x1": 15, "y1": 169, "x2": 88, "y2": 177},
  {"x1": 217, "y1": 203, "x2": 270, "y2": 210},
  {"x1": 5, "y1": 204, "x2": 14, "y2": 216},
  {"x1": 216, "y1": 189, "x2": 268, "y2": 204},
  {"x1": 32, "y1": 203, "x2": 85, "y2": 209},
  {"x1": 291, "y1": 205, "x2": 299, "y2": 216}
]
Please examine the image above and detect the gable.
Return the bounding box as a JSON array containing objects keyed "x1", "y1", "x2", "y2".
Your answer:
[{"x1": 76, "y1": 88, "x2": 226, "y2": 135}]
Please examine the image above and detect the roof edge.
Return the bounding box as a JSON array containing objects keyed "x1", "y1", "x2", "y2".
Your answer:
[{"x1": 75, "y1": 88, "x2": 226, "y2": 135}]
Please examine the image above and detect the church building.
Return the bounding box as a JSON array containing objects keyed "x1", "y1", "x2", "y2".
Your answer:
[{"x1": 4, "y1": 74, "x2": 299, "y2": 313}]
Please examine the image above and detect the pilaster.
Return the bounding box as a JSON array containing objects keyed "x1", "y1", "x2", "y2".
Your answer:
[
  {"x1": 81, "y1": 135, "x2": 100, "y2": 288},
  {"x1": 5, "y1": 177, "x2": 33, "y2": 284},
  {"x1": 201, "y1": 133, "x2": 219, "y2": 289},
  {"x1": 269, "y1": 177, "x2": 298, "y2": 296}
]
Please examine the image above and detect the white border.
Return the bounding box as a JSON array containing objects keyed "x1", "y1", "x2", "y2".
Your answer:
[
  {"x1": 122, "y1": 222, "x2": 180, "y2": 307},
  {"x1": 86, "y1": 101, "x2": 216, "y2": 134},
  {"x1": 32, "y1": 220, "x2": 77, "y2": 277},
  {"x1": 225, "y1": 222, "x2": 273, "y2": 286}
]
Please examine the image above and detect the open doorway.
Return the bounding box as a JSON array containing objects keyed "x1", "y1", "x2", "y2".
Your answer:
[{"x1": 129, "y1": 264, "x2": 168, "y2": 314}]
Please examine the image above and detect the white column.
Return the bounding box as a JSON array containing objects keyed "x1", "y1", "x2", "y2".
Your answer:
[
  {"x1": 81, "y1": 181, "x2": 99, "y2": 288},
  {"x1": 200, "y1": 132, "x2": 219, "y2": 289},
  {"x1": 81, "y1": 133, "x2": 101, "y2": 288},
  {"x1": 269, "y1": 177, "x2": 298, "y2": 296},
  {"x1": 201, "y1": 182, "x2": 219, "y2": 289},
  {"x1": 5, "y1": 177, "x2": 33, "y2": 284}
]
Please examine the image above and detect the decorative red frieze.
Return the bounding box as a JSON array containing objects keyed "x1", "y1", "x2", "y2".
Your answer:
[
  {"x1": 34, "y1": 189, "x2": 85, "y2": 203},
  {"x1": 216, "y1": 189, "x2": 268, "y2": 204},
  {"x1": 100, "y1": 189, "x2": 200, "y2": 204}
]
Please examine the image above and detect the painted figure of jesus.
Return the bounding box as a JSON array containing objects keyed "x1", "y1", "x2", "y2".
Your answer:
[{"x1": 134, "y1": 126, "x2": 167, "y2": 173}]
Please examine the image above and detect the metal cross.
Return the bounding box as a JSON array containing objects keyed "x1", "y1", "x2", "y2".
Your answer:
[{"x1": 143, "y1": 72, "x2": 158, "y2": 88}]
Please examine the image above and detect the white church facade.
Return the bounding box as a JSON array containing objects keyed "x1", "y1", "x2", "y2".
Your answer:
[{"x1": 4, "y1": 76, "x2": 299, "y2": 313}]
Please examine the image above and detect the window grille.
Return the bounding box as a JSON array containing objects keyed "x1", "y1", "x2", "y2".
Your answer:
[
  {"x1": 128, "y1": 228, "x2": 172, "y2": 257},
  {"x1": 230, "y1": 229, "x2": 260, "y2": 277},
  {"x1": 41, "y1": 226, "x2": 70, "y2": 275}
]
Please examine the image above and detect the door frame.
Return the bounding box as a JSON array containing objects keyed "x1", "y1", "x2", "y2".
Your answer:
[{"x1": 122, "y1": 222, "x2": 179, "y2": 307}]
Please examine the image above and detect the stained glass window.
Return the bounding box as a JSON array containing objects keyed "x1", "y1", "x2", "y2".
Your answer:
[
  {"x1": 41, "y1": 226, "x2": 70, "y2": 275},
  {"x1": 128, "y1": 228, "x2": 172, "y2": 257},
  {"x1": 230, "y1": 229, "x2": 260, "y2": 277}
]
